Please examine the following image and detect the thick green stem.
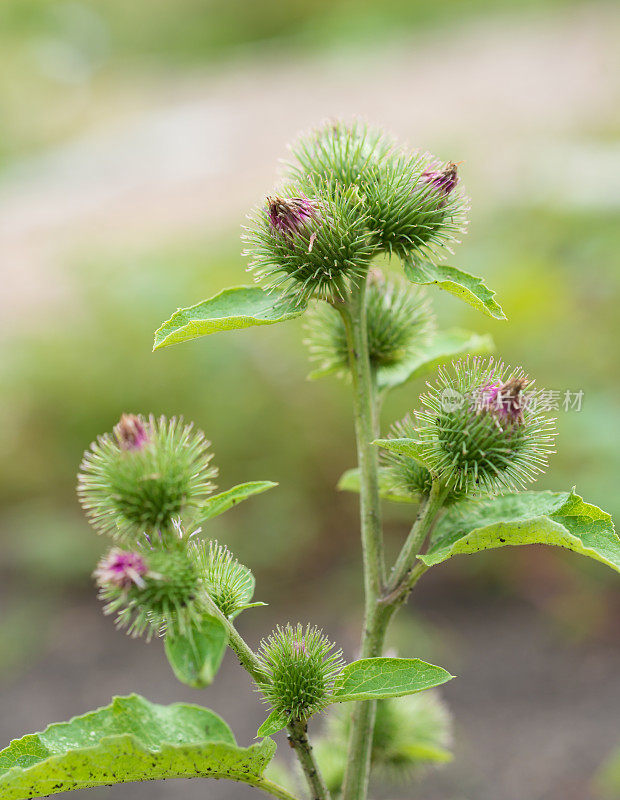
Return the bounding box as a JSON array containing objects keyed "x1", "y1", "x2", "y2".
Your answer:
[
  {"x1": 203, "y1": 596, "x2": 328, "y2": 800},
  {"x1": 339, "y1": 280, "x2": 386, "y2": 800},
  {"x1": 287, "y1": 719, "x2": 331, "y2": 800}
]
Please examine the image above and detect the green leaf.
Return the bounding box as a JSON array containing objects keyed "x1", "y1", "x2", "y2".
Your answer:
[
  {"x1": 201, "y1": 481, "x2": 278, "y2": 522},
  {"x1": 376, "y1": 328, "x2": 494, "y2": 392},
  {"x1": 257, "y1": 710, "x2": 290, "y2": 738},
  {"x1": 422, "y1": 490, "x2": 619, "y2": 571},
  {"x1": 337, "y1": 467, "x2": 417, "y2": 504},
  {"x1": 403, "y1": 259, "x2": 506, "y2": 320},
  {"x1": 373, "y1": 438, "x2": 431, "y2": 471},
  {"x1": 0, "y1": 694, "x2": 276, "y2": 800},
  {"x1": 153, "y1": 286, "x2": 306, "y2": 350},
  {"x1": 332, "y1": 658, "x2": 453, "y2": 703},
  {"x1": 165, "y1": 616, "x2": 228, "y2": 688}
]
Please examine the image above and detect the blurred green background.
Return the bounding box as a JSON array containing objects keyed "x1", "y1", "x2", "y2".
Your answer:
[{"x1": 1, "y1": 2, "x2": 619, "y2": 799}]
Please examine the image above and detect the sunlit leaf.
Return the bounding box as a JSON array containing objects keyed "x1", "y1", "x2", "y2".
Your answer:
[
  {"x1": 0, "y1": 694, "x2": 276, "y2": 799},
  {"x1": 422, "y1": 490, "x2": 619, "y2": 571},
  {"x1": 403, "y1": 259, "x2": 505, "y2": 320},
  {"x1": 164, "y1": 616, "x2": 228, "y2": 688},
  {"x1": 153, "y1": 286, "x2": 306, "y2": 350}
]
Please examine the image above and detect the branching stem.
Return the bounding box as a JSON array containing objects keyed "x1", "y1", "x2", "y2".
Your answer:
[{"x1": 203, "y1": 595, "x2": 329, "y2": 800}]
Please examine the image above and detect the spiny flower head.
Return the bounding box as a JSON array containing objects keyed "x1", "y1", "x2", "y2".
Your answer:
[
  {"x1": 369, "y1": 692, "x2": 453, "y2": 779},
  {"x1": 304, "y1": 272, "x2": 435, "y2": 379},
  {"x1": 96, "y1": 541, "x2": 207, "y2": 640},
  {"x1": 256, "y1": 623, "x2": 344, "y2": 722},
  {"x1": 414, "y1": 357, "x2": 557, "y2": 494},
  {"x1": 244, "y1": 179, "x2": 375, "y2": 305},
  {"x1": 318, "y1": 691, "x2": 452, "y2": 786},
  {"x1": 78, "y1": 414, "x2": 217, "y2": 543},
  {"x1": 364, "y1": 151, "x2": 469, "y2": 262},
  {"x1": 94, "y1": 548, "x2": 148, "y2": 589},
  {"x1": 193, "y1": 540, "x2": 256, "y2": 619},
  {"x1": 285, "y1": 119, "x2": 395, "y2": 190}
]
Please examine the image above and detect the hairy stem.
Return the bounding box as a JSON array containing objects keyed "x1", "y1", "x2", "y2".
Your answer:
[
  {"x1": 339, "y1": 280, "x2": 386, "y2": 800},
  {"x1": 203, "y1": 596, "x2": 329, "y2": 800},
  {"x1": 288, "y1": 718, "x2": 331, "y2": 800}
]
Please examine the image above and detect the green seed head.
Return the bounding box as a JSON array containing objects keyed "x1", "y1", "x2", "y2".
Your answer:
[
  {"x1": 415, "y1": 357, "x2": 557, "y2": 494},
  {"x1": 285, "y1": 119, "x2": 395, "y2": 191},
  {"x1": 78, "y1": 414, "x2": 217, "y2": 543},
  {"x1": 370, "y1": 692, "x2": 453, "y2": 779},
  {"x1": 193, "y1": 540, "x2": 256, "y2": 618},
  {"x1": 256, "y1": 623, "x2": 344, "y2": 722},
  {"x1": 304, "y1": 271, "x2": 435, "y2": 379},
  {"x1": 316, "y1": 691, "x2": 452, "y2": 788},
  {"x1": 364, "y1": 151, "x2": 469, "y2": 263}
]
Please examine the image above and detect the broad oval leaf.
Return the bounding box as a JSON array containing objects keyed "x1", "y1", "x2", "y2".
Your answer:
[
  {"x1": 332, "y1": 658, "x2": 453, "y2": 703},
  {"x1": 165, "y1": 615, "x2": 228, "y2": 688},
  {"x1": 201, "y1": 481, "x2": 278, "y2": 523},
  {"x1": 422, "y1": 490, "x2": 619, "y2": 571},
  {"x1": 0, "y1": 695, "x2": 276, "y2": 800},
  {"x1": 403, "y1": 258, "x2": 505, "y2": 320},
  {"x1": 337, "y1": 467, "x2": 417, "y2": 504},
  {"x1": 153, "y1": 286, "x2": 306, "y2": 350},
  {"x1": 376, "y1": 328, "x2": 494, "y2": 392}
]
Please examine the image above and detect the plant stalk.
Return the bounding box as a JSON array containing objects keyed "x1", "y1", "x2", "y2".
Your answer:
[
  {"x1": 386, "y1": 480, "x2": 449, "y2": 597},
  {"x1": 253, "y1": 777, "x2": 302, "y2": 800},
  {"x1": 339, "y1": 279, "x2": 386, "y2": 800},
  {"x1": 287, "y1": 719, "x2": 331, "y2": 800}
]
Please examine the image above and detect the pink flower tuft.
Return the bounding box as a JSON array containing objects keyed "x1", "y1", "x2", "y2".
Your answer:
[
  {"x1": 479, "y1": 377, "x2": 529, "y2": 424},
  {"x1": 114, "y1": 414, "x2": 149, "y2": 451},
  {"x1": 94, "y1": 548, "x2": 148, "y2": 590},
  {"x1": 422, "y1": 161, "x2": 460, "y2": 196},
  {"x1": 267, "y1": 196, "x2": 320, "y2": 240}
]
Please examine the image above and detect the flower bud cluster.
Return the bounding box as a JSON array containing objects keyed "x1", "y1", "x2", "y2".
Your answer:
[
  {"x1": 244, "y1": 120, "x2": 469, "y2": 304},
  {"x1": 79, "y1": 414, "x2": 256, "y2": 639}
]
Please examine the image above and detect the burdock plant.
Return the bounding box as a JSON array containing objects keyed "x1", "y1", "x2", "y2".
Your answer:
[{"x1": 1, "y1": 120, "x2": 618, "y2": 800}]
